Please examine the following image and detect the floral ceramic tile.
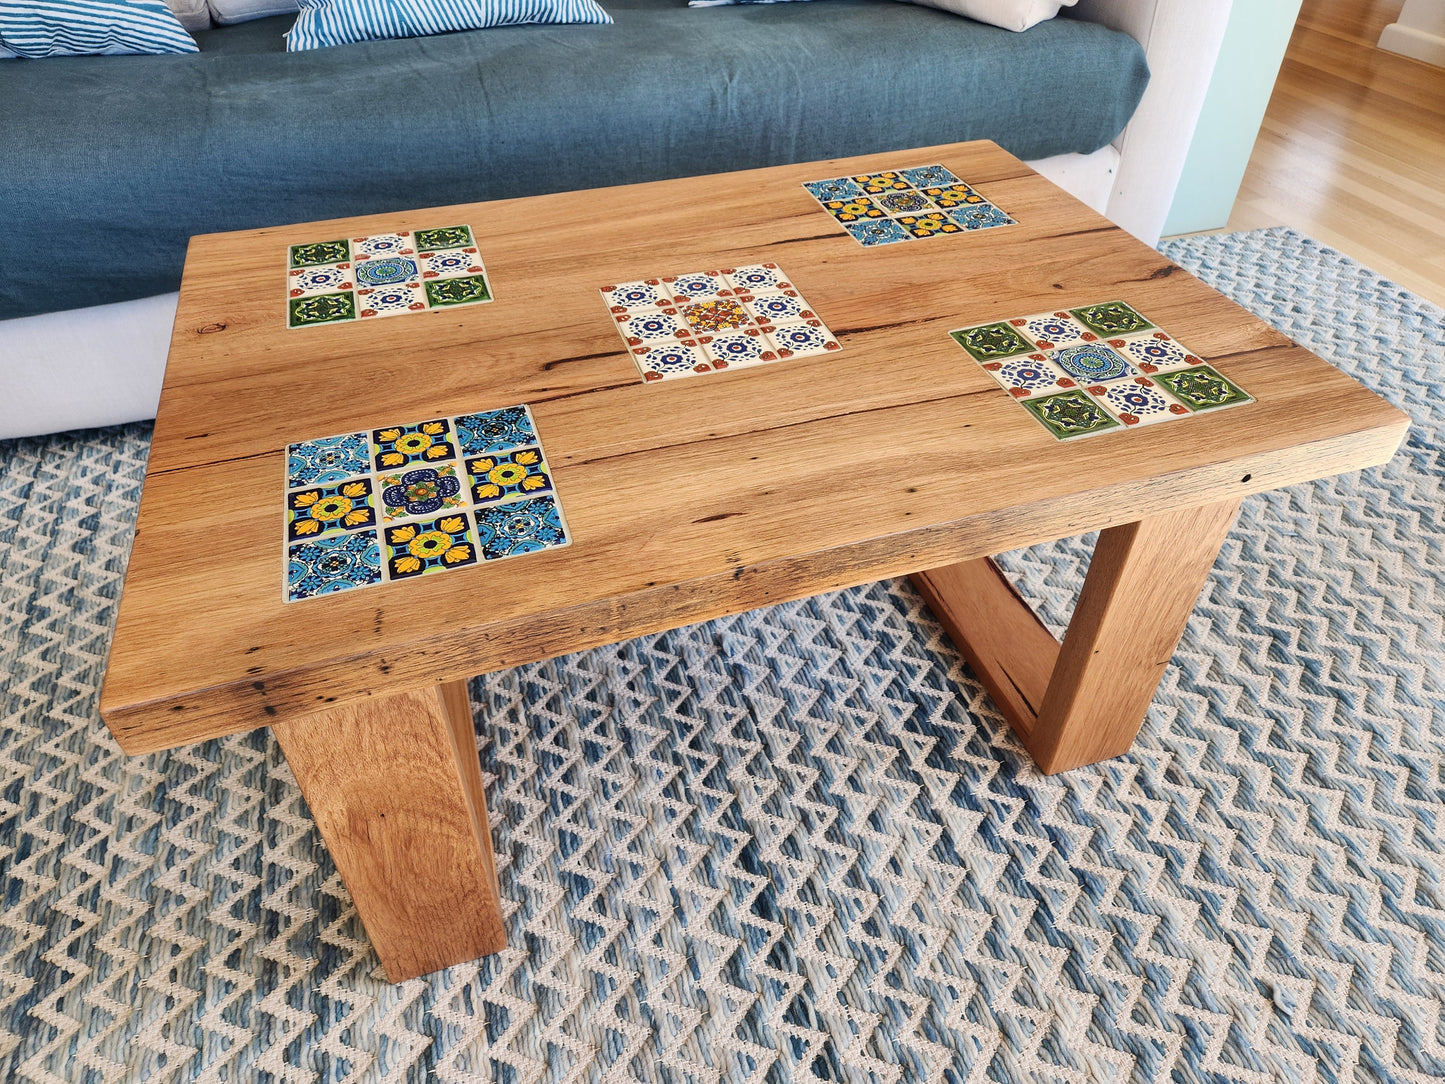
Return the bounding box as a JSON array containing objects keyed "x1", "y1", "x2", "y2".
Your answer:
[
  {"x1": 802, "y1": 163, "x2": 1015, "y2": 247},
  {"x1": 282, "y1": 402, "x2": 570, "y2": 600},
  {"x1": 378, "y1": 464, "x2": 466, "y2": 523},
  {"x1": 465, "y1": 447, "x2": 553, "y2": 506},
  {"x1": 384, "y1": 513, "x2": 479, "y2": 579},
  {"x1": 287, "y1": 531, "x2": 383, "y2": 601},
  {"x1": 599, "y1": 262, "x2": 837, "y2": 382},
  {"x1": 455, "y1": 405, "x2": 538, "y2": 455},
  {"x1": 285, "y1": 225, "x2": 492, "y2": 327},
  {"x1": 474, "y1": 494, "x2": 569, "y2": 561},
  {"x1": 950, "y1": 301, "x2": 1252, "y2": 440}
]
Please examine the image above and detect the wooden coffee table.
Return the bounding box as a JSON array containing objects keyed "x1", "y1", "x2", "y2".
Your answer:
[{"x1": 99, "y1": 141, "x2": 1408, "y2": 981}]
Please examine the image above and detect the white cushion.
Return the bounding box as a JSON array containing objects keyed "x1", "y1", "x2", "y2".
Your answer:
[
  {"x1": 166, "y1": 0, "x2": 213, "y2": 30},
  {"x1": 207, "y1": 0, "x2": 299, "y2": 25},
  {"x1": 905, "y1": 0, "x2": 1077, "y2": 32}
]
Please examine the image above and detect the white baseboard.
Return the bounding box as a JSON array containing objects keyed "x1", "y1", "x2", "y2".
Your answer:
[{"x1": 1378, "y1": 21, "x2": 1445, "y2": 67}]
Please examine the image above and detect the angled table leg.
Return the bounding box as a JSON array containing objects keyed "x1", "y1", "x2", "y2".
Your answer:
[
  {"x1": 270, "y1": 679, "x2": 506, "y2": 980},
  {"x1": 912, "y1": 498, "x2": 1241, "y2": 774}
]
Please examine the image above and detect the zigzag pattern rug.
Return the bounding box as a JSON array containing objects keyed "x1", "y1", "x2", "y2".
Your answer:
[{"x1": 2, "y1": 228, "x2": 1443, "y2": 1082}]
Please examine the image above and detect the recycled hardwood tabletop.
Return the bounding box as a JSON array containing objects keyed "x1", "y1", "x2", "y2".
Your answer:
[
  {"x1": 98, "y1": 141, "x2": 1409, "y2": 979},
  {"x1": 101, "y1": 140, "x2": 1407, "y2": 754}
]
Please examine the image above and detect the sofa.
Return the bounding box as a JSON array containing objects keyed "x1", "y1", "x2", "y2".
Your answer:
[{"x1": 0, "y1": 0, "x2": 1231, "y2": 440}]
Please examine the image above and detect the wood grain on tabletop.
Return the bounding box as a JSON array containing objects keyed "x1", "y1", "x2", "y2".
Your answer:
[{"x1": 100, "y1": 141, "x2": 1410, "y2": 752}]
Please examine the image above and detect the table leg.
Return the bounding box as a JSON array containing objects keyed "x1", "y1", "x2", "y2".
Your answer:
[
  {"x1": 912, "y1": 498, "x2": 1240, "y2": 774},
  {"x1": 270, "y1": 679, "x2": 506, "y2": 980}
]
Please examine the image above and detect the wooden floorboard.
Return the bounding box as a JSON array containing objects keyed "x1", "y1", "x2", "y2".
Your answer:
[{"x1": 1209, "y1": 0, "x2": 1445, "y2": 308}]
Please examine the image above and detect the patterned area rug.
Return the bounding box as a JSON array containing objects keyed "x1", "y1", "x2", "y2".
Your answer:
[{"x1": 3, "y1": 228, "x2": 1444, "y2": 1083}]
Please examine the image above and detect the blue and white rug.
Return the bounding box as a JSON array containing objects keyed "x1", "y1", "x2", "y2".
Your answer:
[{"x1": 2, "y1": 229, "x2": 1444, "y2": 1082}]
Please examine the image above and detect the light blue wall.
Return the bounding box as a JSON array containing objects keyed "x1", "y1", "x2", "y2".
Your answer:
[{"x1": 1163, "y1": 0, "x2": 1304, "y2": 236}]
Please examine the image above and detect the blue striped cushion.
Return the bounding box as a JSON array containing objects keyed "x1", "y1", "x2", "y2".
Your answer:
[
  {"x1": 286, "y1": 0, "x2": 611, "y2": 50},
  {"x1": 0, "y1": 0, "x2": 198, "y2": 56}
]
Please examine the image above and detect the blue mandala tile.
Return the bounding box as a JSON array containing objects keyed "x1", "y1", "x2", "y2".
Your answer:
[
  {"x1": 948, "y1": 202, "x2": 1016, "y2": 230},
  {"x1": 744, "y1": 292, "x2": 814, "y2": 324},
  {"x1": 768, "y1": 322, "x2": 840, "y2": 359},
  {"x1": 356, "y1": 283, "x2": 427, "y2": 319},
  {"x1": 722, "y1": 263, "x2": 793, "y2": 293},
  {"x1": 465, "y1": 447, "x2": 553, "y2": 506},
  {"x1": 372, "y1": 419, "x2": 457, "y2": 470},
  {"x1": 634, "y1": 343, "x2": 713, "y2": 382},
  {"x1": 600, "y1": 278, "x2": 673, "y2": 312},
  {"x1": 803, "y1": 176, "x2": 864, "y2": 202},
  {"x1": 353, "y1": 255, "x2": 421, "y2": 288},
  {"x1": 383, "y1": 513, "x2": 479, "y2": 579},
  {"x1": 287, "y1": 478, "x2": 377, "y2": 542},
  {"x1": 981, "y1": 355, "x2": 1076, "y2": 398},
  {"x1": 665, "y1": 272, "x2": 729, "y2": 304},
  {"x1": 474, "y1": 494, "x2": 569, "y2": 561},
  {"x1": 1049, "y1": 342, "x2": 1139, "y2": 382},
  {"x1": 287, "y1": 432, "x2": 370, "y2": 488},
  {"x1": 1114, "y1": 331, "x2": 1203, "y2": 373},
  {"x1": 843, "y1": 219, "x2": 912, "y2": 247},
  {"x1": 286, "y1": 531, "x2": 382, "y2": 601},
  {"x1": 1016, "y1": 312, "x2": 1094, "y2": 350},
  {"x1": 900, "y1": 164, "x2": 962, "y2": 188},
  {"x1": 454, "y1": 405, "x2": 538, "y2": 455},
  {"x1": 288, "y1": 262, "x2": 354, "y2": 298}
]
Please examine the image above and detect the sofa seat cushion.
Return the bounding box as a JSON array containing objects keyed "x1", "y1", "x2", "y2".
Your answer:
[{"x1": 0, "y1": 0, "x2": 1147, "y2": 320}]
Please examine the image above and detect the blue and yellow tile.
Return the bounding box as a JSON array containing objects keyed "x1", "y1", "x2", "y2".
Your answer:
[
  {"x1": 455, "y1": 405, "x2": 538, "y2": 455},
  {"x1": 287, "y1": 478, "x2": 377, "y2": 542},
  {"x1": 474, "y1": 494, "x2": 569, "y2": 561},
  {"x1": 372, "y1": 419, "x2": 457, "y2": 471},
  {"x1": 384, "y1": 513, "x2": 479, "y2": 579},
  {"x1": 466, "y1": 447, "x2": 553, "y2": 506},
  {"x1": 287, "y1": 531, "x2": 382, "y2": 601}
]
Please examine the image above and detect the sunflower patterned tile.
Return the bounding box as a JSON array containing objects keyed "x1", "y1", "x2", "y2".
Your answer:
[
  {"x1": 898, "y1": 213, "x2": 961, "y2": 239},
  {"x1": 282, "y1": 402, "x2": 571, "y2": 600},
  {"x1": 599, "y1": 262, "x2": 836, "y2": 382},
  {"x1": 950, "y1": 300, "x2": 1253, "y2": 440},
  {"x1": 466, "y1": 447, "x2": 553, "y2": 506},
  {"x1": 384, "y1": 514, "x2": 479, "y2": 579},
  {"x1": 802, "y1": 164, "x2": 1015, "y2": 247},
  {"x1": 371, "y1": 419, "x2": 457, "y2": 471},
  {"x1": 474, "y1": 494, "x2": 569, "y2": 561},
  {"x1": 286, "y1": 531, "x2": 383, "y2": 601},
  {"x1": 285, "y1": 224, "x2": 492, "y2": 327},
  {"x1": 823, "y1": 198, "x2": 885, "y2": 223},
  {"x1": 287, "y1": 479, "x2": 377, "y2": 542}
]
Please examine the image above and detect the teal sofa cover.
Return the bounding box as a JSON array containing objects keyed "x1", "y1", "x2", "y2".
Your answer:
[{"x1": 0, "y1": 0, "x2": 1147, "y2": 320}]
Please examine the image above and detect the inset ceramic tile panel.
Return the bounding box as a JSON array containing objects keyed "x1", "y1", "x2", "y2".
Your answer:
[
  {"x1": 949, "y1": 300, "x2": 1252, "y2": 440},
  {"x1": 282, "y1": 403, "x2": 569, "y2": 602},
  {"x1": 598, "y1": 262, "x2": 840, "y2": 383},
  {"x1": 801, "y1": 164, "x2": 1016, "y2": 248},
  {"x1": 285, "y1": 225, "x2": 493, "y2": 329}
]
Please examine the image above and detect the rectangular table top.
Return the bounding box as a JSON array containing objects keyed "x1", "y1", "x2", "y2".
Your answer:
[{"x1": 99, "y1": 141, "x2": 1409, "y2": 753}]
